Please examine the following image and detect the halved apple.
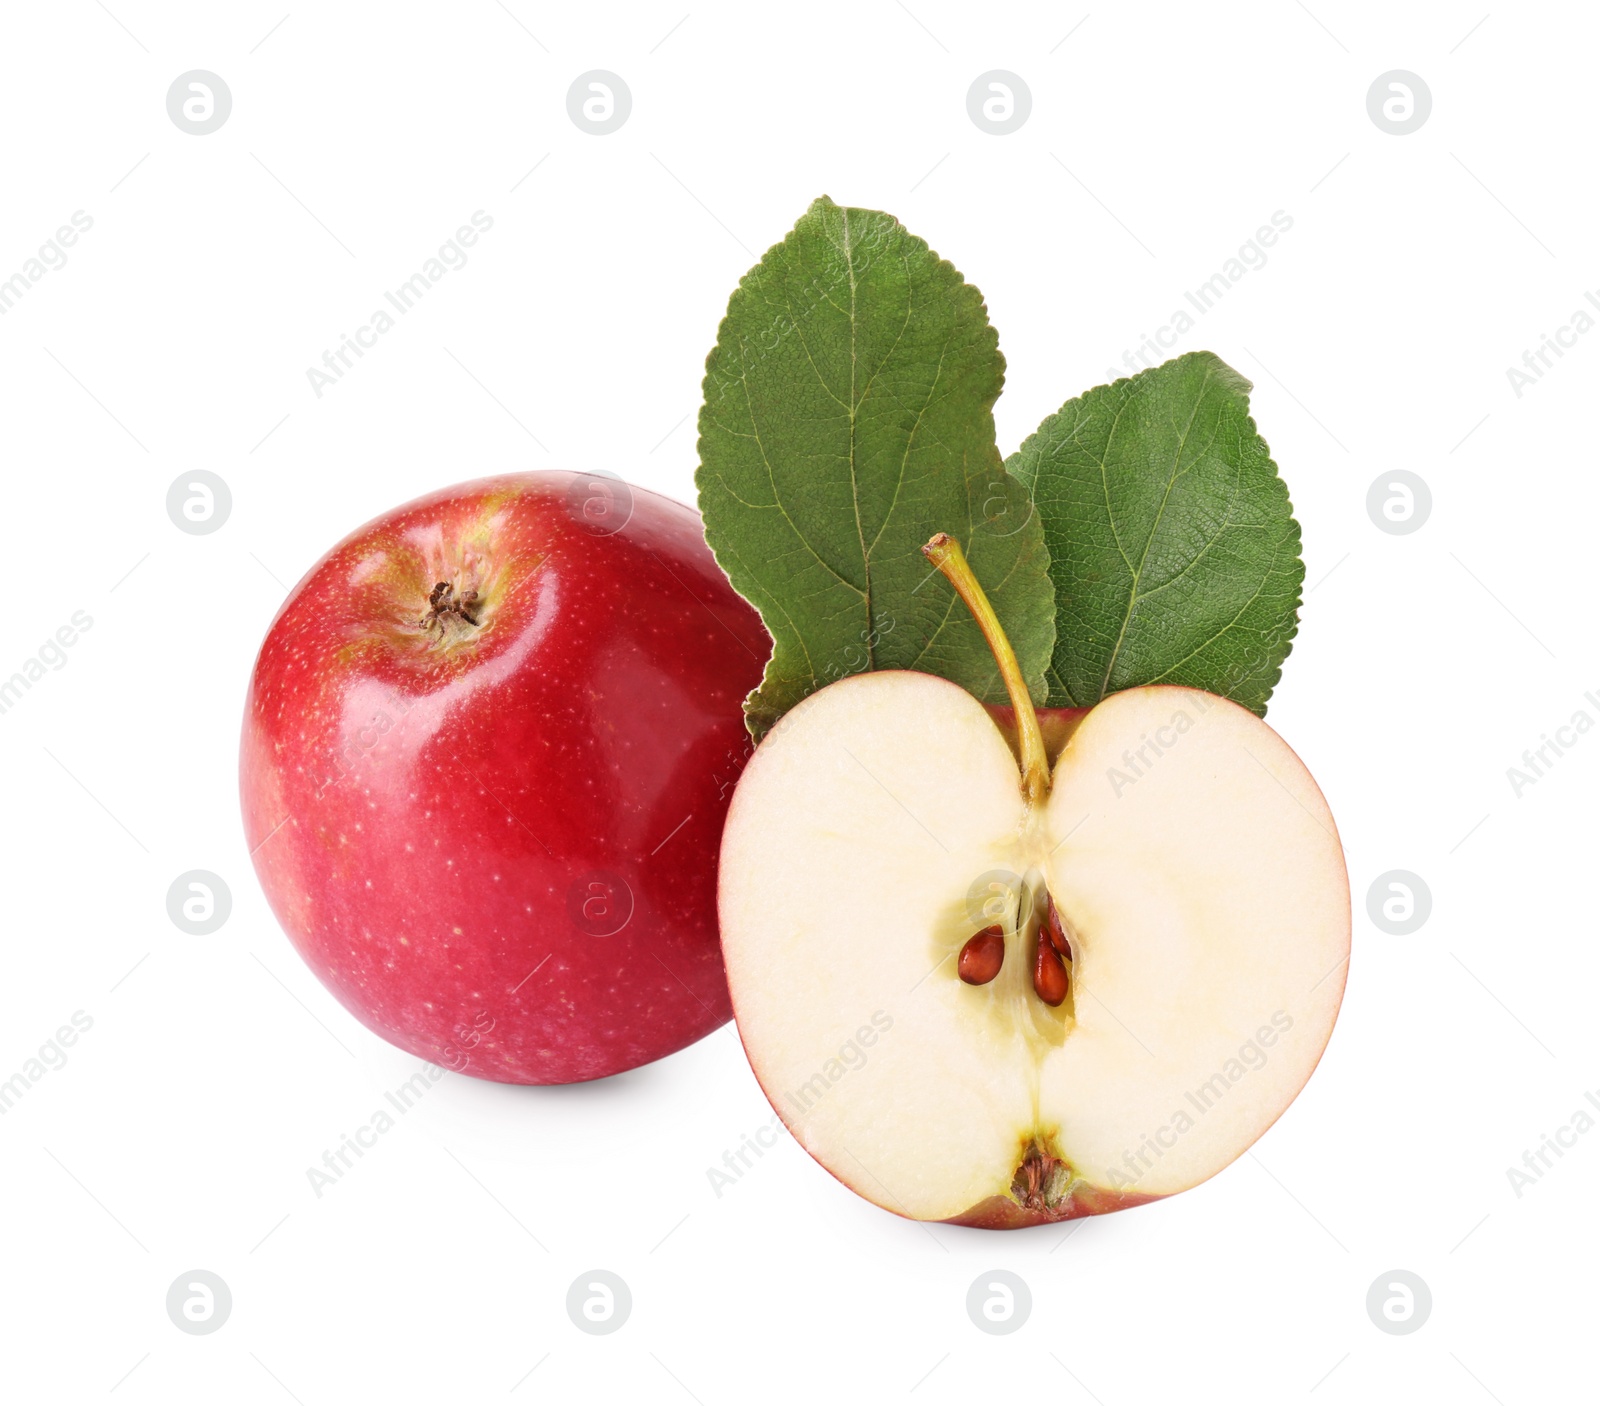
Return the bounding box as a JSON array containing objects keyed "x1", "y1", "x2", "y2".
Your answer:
[{"x1": 718, "y1": 536, "x2": 1349, "y2": 1226}]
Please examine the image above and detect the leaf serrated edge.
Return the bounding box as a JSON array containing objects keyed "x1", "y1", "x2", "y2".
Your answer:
[
  {"x1": 693, "y1": 195, "x2": 1046, "y2": 738},
  {"x1": 1007, "y1": 350, "x2": 1305, "y2": 717}
]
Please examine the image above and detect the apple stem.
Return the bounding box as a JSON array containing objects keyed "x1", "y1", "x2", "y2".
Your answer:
[{"x1": 921, "y1": 533, "x2": 1050, "y2": 807}]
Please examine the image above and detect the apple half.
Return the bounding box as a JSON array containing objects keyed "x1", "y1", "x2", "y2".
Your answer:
[{"x1": 718, "y1": 535, "x2": 1349, "y2": 1226}]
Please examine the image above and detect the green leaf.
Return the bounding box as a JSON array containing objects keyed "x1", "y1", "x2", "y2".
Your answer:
[
  {"x1": 696, "y1": 196, "x2": 1055, "y2": 739},
  {"x1": 1007, "y1": 352, "x2": 1303, "y2": 716}
]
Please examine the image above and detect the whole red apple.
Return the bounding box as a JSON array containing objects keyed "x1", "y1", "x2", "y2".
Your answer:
[{"x1": 240, "y1": 471, "x2": 769, "y2": 1083}]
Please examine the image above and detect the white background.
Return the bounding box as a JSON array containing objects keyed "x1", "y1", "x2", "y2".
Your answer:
[{"x1": 1, "y1": 1, "x2": 1594, "y2": 1401}]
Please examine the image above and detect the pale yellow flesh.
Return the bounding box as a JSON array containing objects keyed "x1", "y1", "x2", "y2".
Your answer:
[{"x1": 719, "y1": 671, "x2": 1350, "y2": 1222}]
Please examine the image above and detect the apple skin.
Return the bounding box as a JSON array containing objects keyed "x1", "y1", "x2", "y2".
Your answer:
[
  {"x1": 240, "y1": 471, "x2": 770, "y2": 1084},
  {"x1": 986, "y1": 704, "x2": 1090, "y2": 769}
]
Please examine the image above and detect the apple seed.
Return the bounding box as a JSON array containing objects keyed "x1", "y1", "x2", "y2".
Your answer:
[
  {"x1": 1032, "y1": 934, "x2": 1068, "y2": 1007},
  {"x1": 957, "y1": 925, "x2": 1005, "y2": 985},
  {"x1": 1043, "y1": 895, "x2": 1073, "y2": 961}
]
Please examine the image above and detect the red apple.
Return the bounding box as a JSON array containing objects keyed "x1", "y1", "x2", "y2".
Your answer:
[
  {"x1": 716, "y1": 537, "x2": 1349, "y2": 1227},
  {"x1": 240, "y1": 471, "x2": 770, "y2": 1083}
]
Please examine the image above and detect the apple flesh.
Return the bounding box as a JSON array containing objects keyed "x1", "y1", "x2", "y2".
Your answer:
[
  {"x1": 718, "y1": 670, "x2": 1349, "y2": 1224},
  {"x1": 241, "y1": 471, "x2": 769, "y2": 1083}
]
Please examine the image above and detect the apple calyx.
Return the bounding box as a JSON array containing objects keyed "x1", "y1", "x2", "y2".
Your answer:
[
  {"x1": 1011, "y1": 1139, "x2": 1074, "y2": 1214},
  {"x1": 419, "y1": 580, "x2": 482, "y2": 634},
  {"x1": 921, "y1": 533, "x2": 1050, "y2": 810}
]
